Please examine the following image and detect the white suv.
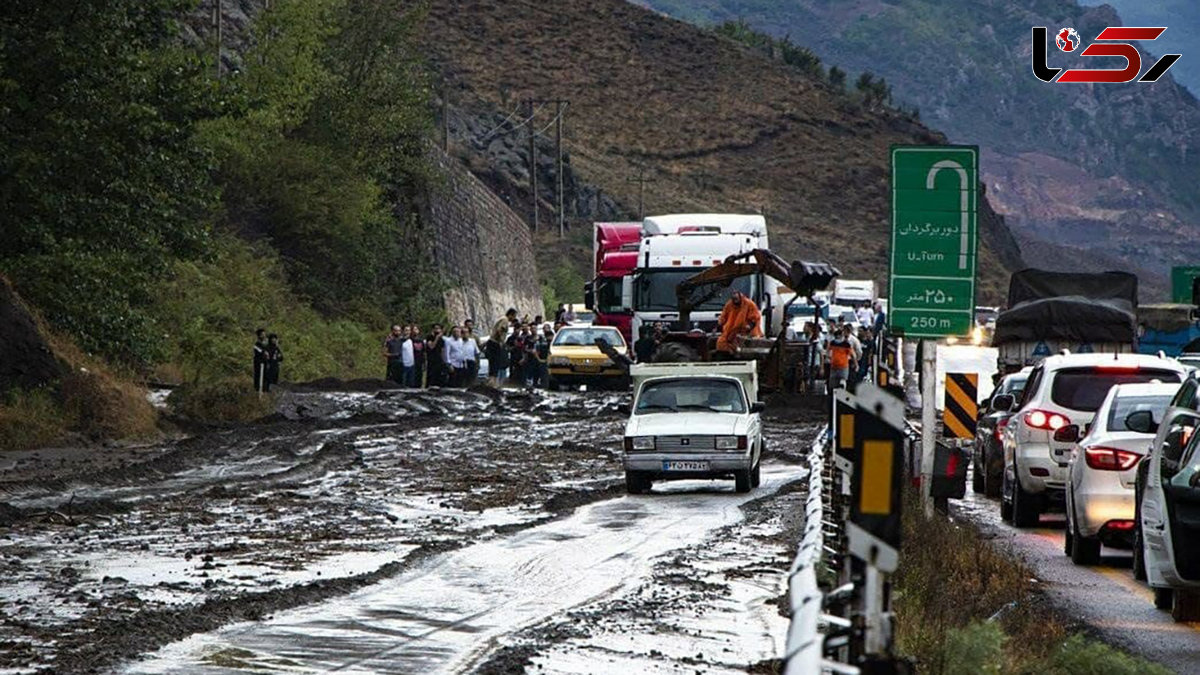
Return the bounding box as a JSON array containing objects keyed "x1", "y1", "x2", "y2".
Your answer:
[{"x1": 1002, "y1": 353, "x2": 1187, "y2": 527}]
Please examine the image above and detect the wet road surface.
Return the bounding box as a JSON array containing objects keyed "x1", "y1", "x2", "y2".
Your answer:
[
  {"x1": 0, "y1": 385, "x2": 821, "y2": 673},
  {"x1": 956, "y1": 488, "x2": 1200, "y2": 673}
]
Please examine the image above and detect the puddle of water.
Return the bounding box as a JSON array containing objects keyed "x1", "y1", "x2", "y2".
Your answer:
[{"x1": 126, "y1": 466, "x2": 804, "y2": 674}]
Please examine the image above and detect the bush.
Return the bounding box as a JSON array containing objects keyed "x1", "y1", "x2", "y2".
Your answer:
[
  {"x1": 943, "y1": 622, "x2": 1004, "y2": 675},
  {"x1": 168, "y1": 378, "x2": 277, "y2": 423},
  {"x1": 60, "y1": 370, "x2": 157, "y2": 441},
  {"x1": 0, "y1": 389, "x2": 66, "y2": 452}
]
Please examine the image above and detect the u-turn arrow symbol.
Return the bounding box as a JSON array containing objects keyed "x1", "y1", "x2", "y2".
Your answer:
[{"x1": 925, "y1": 160, "x2": 969, "y2": 270}]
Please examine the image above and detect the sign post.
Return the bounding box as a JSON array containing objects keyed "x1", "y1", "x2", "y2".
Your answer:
[{"x1": 890, "y1": 145, "x2": 979, "y2": 517}]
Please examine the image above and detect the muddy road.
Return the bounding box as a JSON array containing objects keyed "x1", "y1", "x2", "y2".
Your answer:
[{"x1": 0, "y1": 386, "x2": 822, "y2": 674}]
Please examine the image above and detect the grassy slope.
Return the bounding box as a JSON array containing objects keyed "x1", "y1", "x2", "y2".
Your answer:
[{"x1": 424, "y1": 0, "x2": 1019, "y2": 303}]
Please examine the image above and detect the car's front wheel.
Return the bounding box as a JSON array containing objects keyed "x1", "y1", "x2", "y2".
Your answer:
[{"x1": 625, "y1": 471, "x2": 651, "y2": 494}]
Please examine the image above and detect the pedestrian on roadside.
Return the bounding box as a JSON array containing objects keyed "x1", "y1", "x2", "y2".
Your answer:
[
  {"x1": 562, "y1": 305, "x2": 577, "y2": 324},
  {"x1": 263, "y1": 333, "x2": 284, "y2": 391},
  {"x1": 856, "y1": 303, "x2": 874, "y2": 329},
  {"x1": 634, "y1": 325, "x2": 657, "y2": 363},
  {"x1": 384, "y1": 325, "x2": 406, "y2": 384},
  {"x1": 872, "y1": 301, "x2": 887, "y2": 336},
  {"x1": 427, "y1": 324, "x2": 447, "y2": 387},
  {"x1": 487, "y1": 318, "x2": 510, "y2": 385},
  {"x1": 858, "y1": 327, "x2": 875, "y2": 382},
  {"x1": 444, "y1": 326, "x2": 467, "y2": 387},
  {"x1": 411, "y1": 326, "x2": 427, "y2": 387},
  {"x1": 461, "y1": 327, "x2": 479, "y2": 386},
  {"x1": 554, "y1": 303, "x2": 566, "y2": 324},
  {"x1": 400, "y1": 326, "x2": 416, "y2": 387},
  {"x1": 535, "y1": 324, "x2": 554, "y2": 387},
  {"x1": 253, "y1": 328, "x2": 268, "y2": 392},
  {"x1": 827, "y1": 327, "x2": 855, "y2": 392},
  {"x1": 463, "y1": 319, "x2": 481, "y2": 380}
]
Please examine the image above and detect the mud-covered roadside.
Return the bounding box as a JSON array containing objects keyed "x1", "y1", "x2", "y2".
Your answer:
[{"x1": 0, "y1": 386, "x2": 630, "y2": 673}]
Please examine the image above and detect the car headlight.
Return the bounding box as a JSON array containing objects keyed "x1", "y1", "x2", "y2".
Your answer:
[
  {"x1": 549, "y1": 356, "x2": 570, "y2": 366},
  {"x1": 715, "y1": 436, "x2": 748, "y2": 450},
  {"x1": 624, "y1": 436, "x2": 655, "y2": 451}
]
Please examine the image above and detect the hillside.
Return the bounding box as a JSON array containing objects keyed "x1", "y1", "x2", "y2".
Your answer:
[
  {"x1": 637, "y1": 0, "x2": 1200, "y2": 300},
  {"x1": 422, "y1": 0, "x2": 1024, "y2": 303}
]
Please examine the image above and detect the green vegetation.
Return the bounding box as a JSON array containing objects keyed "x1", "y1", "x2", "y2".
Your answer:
[
  {"x1": 0, "y1": 0, "x2": 438, "y2": 409},
  {"x1": 894, "y1": 489, "x2": 1170, "y2": 673}
]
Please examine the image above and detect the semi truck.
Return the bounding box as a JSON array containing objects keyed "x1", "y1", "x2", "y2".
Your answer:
[
  {"x1": 627, "y1": 214, "x2": 782, "y2": 341},
  {"x1": 585, "y1": 222, "x2": 641, "y2": 342},
  {"x1": 992, "y1": 269, "x2": 1138, "y2": 373}
]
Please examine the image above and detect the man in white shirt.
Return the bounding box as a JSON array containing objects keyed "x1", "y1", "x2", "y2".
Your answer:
[
  {"x1": 855, "y1": 304, "x2": 874, "y2": 328},
  {"x1": 459, "y1": 331, "x2": 479, "y2": 385},
  {"x1": 400, "y1": 332, "x2": 416, "y2": 387}
]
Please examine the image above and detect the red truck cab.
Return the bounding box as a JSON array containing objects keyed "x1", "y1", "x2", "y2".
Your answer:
[{"x1": 586, "y1": 222, "x2": 641, "y2": 343}]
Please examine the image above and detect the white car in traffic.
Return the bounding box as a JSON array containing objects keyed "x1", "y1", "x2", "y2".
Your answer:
[
  {"x1": 1064, "y1": 382, "x2": 1177, "y2": 565},
  {"x1": 1002, "y1": 353, "x2": 1188, "y2": 527}
]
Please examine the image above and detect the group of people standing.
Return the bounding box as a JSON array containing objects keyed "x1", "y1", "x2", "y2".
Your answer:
[
  {"x1": 251, "y1": 329, "x2": 283, "y2": 392},
  {"x1": 384, "y1": 322, "x2": 480, "y2": 388},
  {"x1": 382, "y1": 308, "x2": 571, "y2": 390}
]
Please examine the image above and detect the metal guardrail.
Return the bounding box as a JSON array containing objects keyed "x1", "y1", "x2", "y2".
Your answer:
[{"x1": 782, "y1": 425, "x2": 829, "y2": 674}]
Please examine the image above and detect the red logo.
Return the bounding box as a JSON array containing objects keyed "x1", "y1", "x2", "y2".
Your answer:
[{"x1": 1032, "y1": 26, "x2": 1181, "y2": 84}]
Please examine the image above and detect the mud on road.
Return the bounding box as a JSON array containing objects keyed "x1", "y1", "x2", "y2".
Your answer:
[{"x1": 0, "y1": 385, "x2": 822, "y2": 673}]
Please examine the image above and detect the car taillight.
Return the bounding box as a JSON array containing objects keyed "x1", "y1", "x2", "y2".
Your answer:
[
  {"x1": 1084, "y1": 447, "x2": 1141, "y2": 471},
  {"x1": 994, "y1": 418, "x2": 1009, "y2": 442},
  {"x1": 1024, "y1": 409, "x2": 1070, "y2": 431}
]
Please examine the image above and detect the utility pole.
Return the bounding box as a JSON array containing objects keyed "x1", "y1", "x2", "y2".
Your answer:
[
  {"x1": 213, "y1": 0, "x2": 223, "y2": 78},
  {"x1": 626, "y1": 168, "x2": 657, "y2": 219},
  {"x1": 526, "y1": 98, "x2": 539, "y2": 232},
  {"x1": 555, "y1": 100, "x2": 568, "y2": 239}
]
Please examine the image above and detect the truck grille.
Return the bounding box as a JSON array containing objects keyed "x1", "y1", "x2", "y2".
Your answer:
[{"x1": 655, "y1": 435, "x2": 715, "y2": 452}]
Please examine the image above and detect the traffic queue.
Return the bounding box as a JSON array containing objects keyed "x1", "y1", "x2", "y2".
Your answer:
[{"x1": 974, "y1": 328, "x2": 1200, "y2": 621}]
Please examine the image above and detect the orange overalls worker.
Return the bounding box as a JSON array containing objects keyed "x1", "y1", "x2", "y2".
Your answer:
[{"x1": 716, "y1": 291, "x2": 763, "y2": 352}]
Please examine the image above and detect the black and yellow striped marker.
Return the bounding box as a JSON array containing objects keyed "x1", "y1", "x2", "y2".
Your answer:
[{"x1": 943, "y1": 373, "x2": 978, "y2": 439}]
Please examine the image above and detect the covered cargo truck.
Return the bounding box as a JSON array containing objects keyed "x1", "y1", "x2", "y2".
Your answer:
[{"x1": 993, "y1": 269, "x2": 1138, "y2": 373}]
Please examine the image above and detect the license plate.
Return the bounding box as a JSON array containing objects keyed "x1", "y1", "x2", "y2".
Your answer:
[
  {"x1": 575, "y1": 365, "x2": 601, "y2": 373},
  {"x1": 663, "y1": 461, "x2": 710, "y2": 472}
]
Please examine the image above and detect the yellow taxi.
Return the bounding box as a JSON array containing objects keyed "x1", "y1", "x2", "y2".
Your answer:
[{"x1": 547, "y1": 326, "x2": 629, "y2": 390}]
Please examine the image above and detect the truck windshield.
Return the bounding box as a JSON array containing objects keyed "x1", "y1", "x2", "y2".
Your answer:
[
  {"x1": 595, "y1": 278, "x2": 626, "y2": 314},
  {"x1": 636, "y1": 378, "x2": 746, "y2": 414},
  {"x1": 634, "y1": 271, "x2": 757, "y2": 312}
]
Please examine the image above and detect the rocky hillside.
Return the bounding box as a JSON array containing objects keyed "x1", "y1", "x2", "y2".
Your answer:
[
  {"x1": 638, "y1": 0, "x2": 1200, "y2": 300},
  {"x1": 423, "y1": 0, "x2": 1024, "y2": 303}
]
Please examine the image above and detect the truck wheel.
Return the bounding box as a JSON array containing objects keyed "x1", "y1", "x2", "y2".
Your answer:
[
  {"x1": 1173, "y1": 589, "x2": 1200, "y2": 622},
  {"x1": 1011, "y1": 472, "x2": 1040, "y2": 528},
  {"x1": 625, "y1": 471, "x2": 651, "y2": 494},
  {"x1": 1155, "y1": 586, "x2": 1175, "y2": 611},
  {"x1": 735, "y1": 470, "x2": 752, "y2": 494},
  {"x1": 750, "y1": 460, "x2": 761, "y2": 488},
  {"x1": 654, "y1": 341, "x2": 700, "y2": 363}
]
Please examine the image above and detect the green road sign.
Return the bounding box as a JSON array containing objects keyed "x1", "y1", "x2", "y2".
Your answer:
[
  {"x1": 1172, "y1": 266, "x2": 1200, "y2": 304},
  {"x1": 889, "y1": 145, "x2": 979, "y2": 338}
]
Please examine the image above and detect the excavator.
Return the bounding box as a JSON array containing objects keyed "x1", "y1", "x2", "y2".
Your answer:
[{"x1": 598, "y1": 248, "x2": 840, "y2": 392}]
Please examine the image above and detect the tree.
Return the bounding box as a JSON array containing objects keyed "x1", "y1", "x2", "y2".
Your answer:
[
  {"x1": 0, "y1": 0, "x2": 221, "y2": 363},
  {"x1": 828, "y1": 66, "x2": 847, "y2": 90}
]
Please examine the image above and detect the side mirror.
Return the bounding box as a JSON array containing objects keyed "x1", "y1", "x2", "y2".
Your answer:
[
  {"x1": 991, "y1": 394, "x2": 1015, "y2": 413},
  {"x1": 1126, "y1": 410, "x2": 1158, "y2": 435},
  {"x1": 617, "y1": 403, "x2": 631, "y2": 415},
  {"x1": 1053, "y1": 424, "x2": 1080, "y2": 444},
  {"x1": 750, "y1": 402, "x2": 766, "y2": 414},
  {"x1": 584, "y1": 282, "x2": 595, "y2": 311}
]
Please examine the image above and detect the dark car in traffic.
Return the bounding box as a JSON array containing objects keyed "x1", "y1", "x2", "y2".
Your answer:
[{"x1": 973, "y1": 369, "x2": 1030, "y2": 498}]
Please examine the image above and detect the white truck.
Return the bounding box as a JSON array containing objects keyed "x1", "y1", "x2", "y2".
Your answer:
[
  {"x1": 626, "y1": 214, "x2": 782, "y2": 340},
  {"x1": 622, "y1": 362, "x2": 764, "y2": 494}
]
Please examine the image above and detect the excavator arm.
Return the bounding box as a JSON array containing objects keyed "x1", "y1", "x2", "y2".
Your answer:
[{"x1": 676, "y1": 249, "x2": 840, "y2": 328}]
